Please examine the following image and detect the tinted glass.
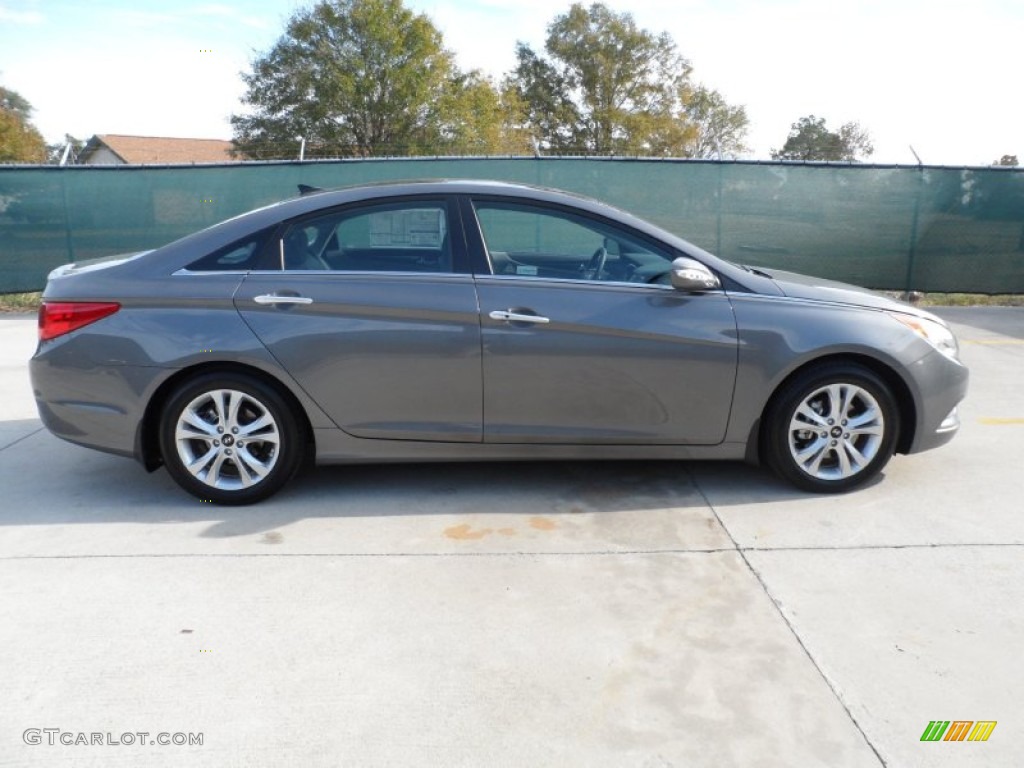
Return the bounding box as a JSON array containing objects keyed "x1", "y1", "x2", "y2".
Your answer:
[
  {"x1": 186, "y1": 226, "x2": 274, "y2": 271},
  {"x1": 280, "y1": 200, "x2": 453, "y2": 273},
  {"x1": 472, "y1": 201, "x2": 672, "y2": 282}
]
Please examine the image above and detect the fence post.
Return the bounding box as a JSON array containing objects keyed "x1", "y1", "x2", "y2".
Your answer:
[
  {"x1": 716, "y1": 161, "x2": 723, "y2": 257},
  {"x1": 903, "y1": 166, "x2": 924, "y2": 294},
  {"x1": 59, "y1": 168, "x2": 76, "y2": 264}
]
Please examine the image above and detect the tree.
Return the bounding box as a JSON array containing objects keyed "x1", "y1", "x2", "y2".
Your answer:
[
  {"x1": 436, "y1": 72, "x2": 533, "y2": 155},
  {"x1": 680, "y1": 84, "x2": 750, "y2": 159},
  {"x1": 508, "y1": 42, "x2": 581, "y2": 152},
  {"x1": 0, "y1": 85, "x2": 47, "y2": 163},
  {"x1": 994, "y1": 154, "x2": 1019, "y2": 167},
  {"x1": 509, "y1": 3, "x2": 705, "y2": 155},
  {"x1": 771, "y1": 115, "x2": 873, "y2": 162},
  {"x1": 231, "y1": 0, "x2": 467, "y2": 158}
]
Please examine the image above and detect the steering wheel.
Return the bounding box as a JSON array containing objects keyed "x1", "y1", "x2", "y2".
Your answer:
[{"x1": 585, "y1": 246, "x2": 607, "y2": 280}]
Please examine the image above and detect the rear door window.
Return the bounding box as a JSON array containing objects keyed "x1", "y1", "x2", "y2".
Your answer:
[{"x1": 279, "y1": 200, "x2": 455, "y2": 273}]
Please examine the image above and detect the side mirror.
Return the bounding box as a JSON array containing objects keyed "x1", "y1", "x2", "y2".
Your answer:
[{"x1": 669, "y1": 257, "x2": 721, "y2": 292}]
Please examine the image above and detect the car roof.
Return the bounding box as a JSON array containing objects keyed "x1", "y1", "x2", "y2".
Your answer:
[
  {"x1": 251, "y1": 179, "x2": 681, "y2": 247},
  {"x1": 272, "y1": 179, "x2": 619, "y2": 215},
  {"x1": 136, "y1": 179, "x2": 763, "y2": 292}
]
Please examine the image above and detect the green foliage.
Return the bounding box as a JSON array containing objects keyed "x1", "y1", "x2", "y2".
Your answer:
[
  {"x1": 231, "y1": 0, "x2": 748, "y2": 160},
  {"x1": 771, "y1": 115, "x2": 873, "y2": 162},
  {"x1": 681, "y1": 85, "x2": 750, "y2": 159},
  {"x1": 231, "y1": 0, "x2": 459, "y2": 158},
  {"x1": 0, "y1": 292, "x2": 41, "y2": 312},
  {"x1": 0, "y1": 85, "x2": 47, "y2": 163},
  {"x1": 0, "y1": 87, "x2": 34, "y2": 121},
  {"x1": 918, "y1": 293, "x2": 1024, "y2": 307},
  {"x1": 437, "y1": 72, "x2": 534, "y2": 155},
  {"x1": 508, "y1": 42, "x2": 581, "y2": 152},
  {"x1": 510, "y1": 2, "x2": 747, "y2": 157},
  {"x1": 994, "y1": 155, "x2": 1019, "y2": 167}
]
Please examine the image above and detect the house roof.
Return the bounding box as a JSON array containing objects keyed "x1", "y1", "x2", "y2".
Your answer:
[{"x1": 81, "y1": 134, "x2": 236, "y2": 164}]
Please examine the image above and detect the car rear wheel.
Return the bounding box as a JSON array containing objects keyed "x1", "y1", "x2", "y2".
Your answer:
[
  {"x1": 764, "y1": 363, "x2": 899, "y2": 493},
  {"x1": 159, "y1": 372, "x2": 304, "y2": 504}
]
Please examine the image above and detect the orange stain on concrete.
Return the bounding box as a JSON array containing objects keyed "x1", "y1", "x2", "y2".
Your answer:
[
  {"x1": 497, "y1": 528, "x2": 517, "y2": 536},
  {"x1": 444, "y1": 524, "x2": 492, "y2": 540},
  {"x1": 529, "y1": 516, "x2": 558, "y2": 531}
]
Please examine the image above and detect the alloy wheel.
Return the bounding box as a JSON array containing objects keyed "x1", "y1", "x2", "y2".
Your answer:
[
  {"x1": 174, "y1": 388, "x2": 281, "y2": 491},
  {"x1": 787, "y1": 383, "x2": 885, "y2": 481}
]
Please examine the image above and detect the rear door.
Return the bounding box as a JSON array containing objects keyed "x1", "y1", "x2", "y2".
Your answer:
[
  {"x1": 234, "y1": 195, "x2": 483, "y2": 442},
  {"x1": 464, "y1": 197, "x2": 738, "y2": 445}
]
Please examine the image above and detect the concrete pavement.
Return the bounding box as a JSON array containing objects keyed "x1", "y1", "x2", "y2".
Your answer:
[{"x1": 1, "y1": 308, "x2": 1021, "y2": 767}]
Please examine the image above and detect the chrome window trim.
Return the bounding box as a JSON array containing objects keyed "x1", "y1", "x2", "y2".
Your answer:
[
  {"x1": 471, "y1": 272, "x2": 726, "y2": 294},
  {"x1": 244, "y1": 269, "x2": 473, "y2": 280},
  {"x1": 172, "y1": 268, "x2": 251, "y2": 276}
]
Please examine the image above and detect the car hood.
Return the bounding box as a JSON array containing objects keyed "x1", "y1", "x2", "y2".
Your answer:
[{"x1": 758, "y1": 267, "x2": 940, "y2": 320}]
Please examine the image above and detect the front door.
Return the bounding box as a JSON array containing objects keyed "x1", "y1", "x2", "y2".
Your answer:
[{"x1": 467, "y1": 198, "x2": 738, "y2": 445}]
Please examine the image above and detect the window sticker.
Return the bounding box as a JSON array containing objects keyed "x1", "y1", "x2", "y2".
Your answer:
[{"x1": 368, "y1": 208, "x2": 444, "y2": 248}]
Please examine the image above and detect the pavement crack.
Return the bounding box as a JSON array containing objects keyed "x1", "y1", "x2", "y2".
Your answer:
[
  {"x1": 0, "y1": 426, "x2": 44, "y2": 453},
  {"x1": 687, "y1": 466, "x2": 889, "y2": 768}
]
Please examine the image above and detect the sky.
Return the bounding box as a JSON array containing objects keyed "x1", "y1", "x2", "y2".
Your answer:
[{"x1": 1, "y1": 0, "x2": 1021, "y2": 165}]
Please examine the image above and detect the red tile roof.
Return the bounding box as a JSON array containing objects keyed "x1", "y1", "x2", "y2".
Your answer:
[{"x1": 85, "y1": 134, "x2": 236, "y2": 164}]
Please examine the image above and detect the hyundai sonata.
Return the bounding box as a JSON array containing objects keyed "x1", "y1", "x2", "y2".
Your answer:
[{"x1": 30, "y1": 180, "x2": 968, "y2": 504}]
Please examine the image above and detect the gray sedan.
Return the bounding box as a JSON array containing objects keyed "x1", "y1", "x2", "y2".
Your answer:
[{"x1": 30, "y1": 180, "x2": 968, "y2": 504}]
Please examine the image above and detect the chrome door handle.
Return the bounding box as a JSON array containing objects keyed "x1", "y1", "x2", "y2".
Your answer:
[
  {"x1": 253, "y1": 294, "x2": 314, "y2": 305},
  {"x1": 488, "y1": 310, "x2": 550, "y2": 324}
]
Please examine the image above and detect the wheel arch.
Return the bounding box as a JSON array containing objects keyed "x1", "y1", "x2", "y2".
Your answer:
[
  {"x1": 136, "y1": 362, "x2": 316, "y2": 471},
  {"x1": 748, "y1": 352, "x2": 917, "y2": 464}
]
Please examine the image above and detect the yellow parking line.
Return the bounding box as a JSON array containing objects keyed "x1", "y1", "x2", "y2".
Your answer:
[
  {"x1": 961, "y1": 339, "x2": 1024, "y2": 345},
  {"x1": 978, "y1": 417, "x2": 1024, "y2": 425}
]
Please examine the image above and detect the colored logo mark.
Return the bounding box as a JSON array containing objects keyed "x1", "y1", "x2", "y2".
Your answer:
[{"x1": 920, "y1": 721, "x2": 996, "y2": 742}]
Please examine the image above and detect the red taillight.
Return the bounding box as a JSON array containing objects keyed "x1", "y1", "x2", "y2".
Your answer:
[{"x1": 38, "y1": 301, "x2": 120, "y2": 341}]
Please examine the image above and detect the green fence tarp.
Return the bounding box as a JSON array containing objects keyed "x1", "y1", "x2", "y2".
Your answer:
[{"x1": 1, "y1": 157, "x2": 1022, "y2": 294}]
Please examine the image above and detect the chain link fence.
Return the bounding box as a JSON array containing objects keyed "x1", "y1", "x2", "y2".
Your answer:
[{"x1": 1, "y1": 157, "x2": 1022, "y2": 294}]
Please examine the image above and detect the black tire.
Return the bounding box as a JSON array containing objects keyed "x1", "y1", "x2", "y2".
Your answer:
[
  {"x1": 158, "y1": 372, "x2": 304, "y2": 505},
  {"x1": 763, "y1": 362, "x2": 899, "y2": 493}
]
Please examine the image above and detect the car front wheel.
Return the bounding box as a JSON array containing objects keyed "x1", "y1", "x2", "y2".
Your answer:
[
  {"x1": 764, "y1": 363, "x2": 899, "y2": 493},
  {"x1": 159, "y1": 372, "x2": 304, "y2": 504}
]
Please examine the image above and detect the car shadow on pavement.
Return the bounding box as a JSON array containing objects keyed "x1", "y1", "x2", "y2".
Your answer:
[
  {"x1": 200, "y1": 458, "x2": 825, "y2": 539},
  {"x1": 0, "y1": 428, "x2": 820, "y2": 538}
]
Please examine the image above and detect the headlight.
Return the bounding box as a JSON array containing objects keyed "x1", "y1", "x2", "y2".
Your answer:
[{"x1": 889, "y1": 312, "x2": 959, "y2": 361}]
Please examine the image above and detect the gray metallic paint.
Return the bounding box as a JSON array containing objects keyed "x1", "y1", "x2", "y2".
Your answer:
[
  {"x1": 724, "y1": 293, "x2": 968, "y2": 454},
  {"x1": 29, "y1": 180, "x2": 968, "y2": 476},
  {"x1": 475, "y1": 277, "x2": 738, "y2": 444},
  {"x1": 234, "y1": 272, "x2": 484, "y2": 442}
]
